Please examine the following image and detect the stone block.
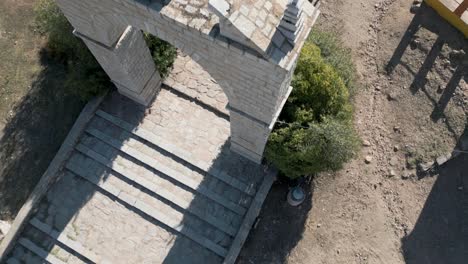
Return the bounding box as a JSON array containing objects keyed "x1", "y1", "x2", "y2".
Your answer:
[{"x1": 56, "y1": 0, "x2": 317, "y2": 166}]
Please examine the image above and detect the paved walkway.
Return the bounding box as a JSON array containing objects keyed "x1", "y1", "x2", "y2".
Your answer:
[
  {"x1": 4, "y1": 58, "x2": 274, "y2": 264},
  {"x1": 164, "y1": 53, "x2": 229, "y2": 116}
]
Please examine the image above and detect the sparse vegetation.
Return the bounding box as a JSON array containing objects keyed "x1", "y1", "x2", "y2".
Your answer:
[
  {"x1": 266, "y1": 118, "x2": 359, "y2": 178},
  {"x1": 35, "y1": 0, "x2": 111, "y2": 100},
  {"x1": 35, "y1": 0, "x2": 177, "y2": 100},
  {"x1": 144, "y1": 33, "x2": 177, "y2": 79},
  {"x1": 308, "y1": 29, "x2": 357, "y2": 95},
  {"x1": 266, "y1": 41, "x2": 360, "y2": 179}
]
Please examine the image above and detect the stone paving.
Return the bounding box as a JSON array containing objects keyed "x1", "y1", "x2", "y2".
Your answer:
[
  {"x1": 164, "y1": 52, "x2": 229, "y2": 116},
  {"x1": 4, "y1": 84, "x2": 274, "y2": 263},
  {"x1": 101, "y1": 88, "x2": 230, "y2": 166}
]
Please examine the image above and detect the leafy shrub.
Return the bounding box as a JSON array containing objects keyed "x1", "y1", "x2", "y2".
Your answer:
[
  {"x1": 266, "y1": 119, "x2": 360, "y2": 179},
  {"x1": 144, "y1": 34, "x2": 177, "y2": 79},
  {"x1": 35, "y1": 0, "x2": 77, "y2": 59},
  {"x1": 266, "y1": 41, "x2": 359, "y2": 178},
  {"x1": 308, "y1": 30, "x2": 357, "y2": 95},
  {"x1": 287, "y1": 42, "x2": 352, "y2": 123},
  {"x1": 35, "y1": 0, "x2": 111, "y2": 100},
  {"x1": 35, "y1": 0, "x2": 177, "y2": 100}
]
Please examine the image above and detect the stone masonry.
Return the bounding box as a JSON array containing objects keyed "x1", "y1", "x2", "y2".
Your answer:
[
  {"x1": 3, "y1": 86, "x2": 277, "y2": 264},
  {"x1": 0, "y1": 2, "x2": 321, "y2": 261},
  {"x1": 55, "y1": 0, "x2": 319, "y2": 163}
]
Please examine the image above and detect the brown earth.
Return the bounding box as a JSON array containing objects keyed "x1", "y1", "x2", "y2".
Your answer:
[
  {"x1": 0, "y1": 0, "x2": 84, "y2": 222},
  {"x1": 239, "y1": 0, "x2": 467, "y2": 264}
]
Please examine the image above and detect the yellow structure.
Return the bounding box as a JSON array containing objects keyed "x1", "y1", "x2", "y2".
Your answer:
[{"x1": 425, "y1": 0, "x2": 468, "y2": 37}]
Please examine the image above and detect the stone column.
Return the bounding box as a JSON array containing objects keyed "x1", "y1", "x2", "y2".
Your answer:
[
  {"x1": 75, "y1": 27, "x2": 161, "y2": 106},
  {"x1": 228, "y1": 85, "x2": 292, "y2": 164},
  {"x1": 229, "y1": 110, "x2": 272, "y2": 163}
]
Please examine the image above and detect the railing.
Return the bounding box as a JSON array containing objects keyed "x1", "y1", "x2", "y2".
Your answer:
[{"x1": 425, "y1": 0, "x2": 468, "y2": 37}]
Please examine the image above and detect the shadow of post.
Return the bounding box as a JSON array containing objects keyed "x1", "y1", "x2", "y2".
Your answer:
[
  {"x1": 385, "y1": 3, "x2": 467, "y2": 140},
  {"x1": 409, "y1": 36, "x2": 445, "y2": 94},
  {"x1": 431, "y1": 64, "x2": 467, "y2": 121}
]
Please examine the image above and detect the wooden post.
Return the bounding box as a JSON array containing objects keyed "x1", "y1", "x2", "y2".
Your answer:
[{"x1": 454, "y1": 0, "x2": 468, "y2": 17}]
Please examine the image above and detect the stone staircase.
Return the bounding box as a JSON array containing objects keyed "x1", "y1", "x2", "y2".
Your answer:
[{"x1": 4, "y1": 87, "x2": 274, "y2": 264}]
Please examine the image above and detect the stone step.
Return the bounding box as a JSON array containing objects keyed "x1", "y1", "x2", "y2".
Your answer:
[
  {"x1": 28, "y1": 218, "x2": 98, "y2": 263},
  {"x1": 84, "y1": 121, "x2": 250, "y2": 216},
  {"x1": 5, "y1": 257, "x2": 21, "y2": 264},
  {"x1": 7, "y1": 223, "x2": 88, "y2": 264},
  {"x1": 65, "y1": 152, "x2": 230, "y2": 257},
  {"x1": 75, "y1": 141, "x2": 240, "y2": 236},
  {"x1": 94, "y1": 110, "x2": 257, "y2": 196},
  {"x1": 18, "y1": 237, "x2": 66, "y2": 264}
]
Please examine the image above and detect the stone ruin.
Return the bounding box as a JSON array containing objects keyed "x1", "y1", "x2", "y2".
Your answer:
[{"x1": 56, "y1": 0, "x2": 320, "y2": 163}]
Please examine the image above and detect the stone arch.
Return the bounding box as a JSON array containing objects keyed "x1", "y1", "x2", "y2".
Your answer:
[{"x1": 55, "y1": 0, "x2": 319, "y2": 163}]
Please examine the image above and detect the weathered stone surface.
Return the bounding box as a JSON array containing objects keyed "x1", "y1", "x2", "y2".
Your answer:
[
  {"x1": 76, "y1": 27, "x2": 161, "y2": 106},
  {"x1": 54, "y1": 0, "x2": 319, "y2": 162},
  {"x1": 164, "y1": 53, "x2": 229, "y2": 115},
  {"x1": 4, "y1": 85, "x2": 275, "y2": 263},
  {"x1": 0, "y1": 221, "x2": 11, "y2": 238},
  {"x1": 436, "y1": 153, "x2": 452, "y2": 166}
]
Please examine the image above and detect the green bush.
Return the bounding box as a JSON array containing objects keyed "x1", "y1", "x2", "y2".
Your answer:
[
  {"x1": 308, "y1": 30, "x2": 357, "y2": 95},
  {"x1": 35, "y1": 0, "x2": 77, "y2": 59},
  {"x1": 266, "y1": 119, "x2": 360, "y2": 179},
  {"x1": 35, "y1": 0, "x2": 177, "y2": 100},
  {"x1": 144, "y1": 34, "x2": 177, "y2": 79},
  {"x1": 265, "y1": 41, "x2": 359, "y2": 179},
  {"x1": 35, "y1": 0, "x2": 111, "y2": 100},
  {"x1": 287, "y1": 42, "x2": 352, "y2": 123}
]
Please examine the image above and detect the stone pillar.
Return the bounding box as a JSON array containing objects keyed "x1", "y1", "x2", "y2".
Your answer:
[
  {"x1": 75, "y1": 27, "x2": 161, "y2": 106},
  {"x1": 229, "y1": 110, "x2": 272, "y2": 163},
  {"x1": 228, "y1": 83, "x2": 292, "y2": 164}
]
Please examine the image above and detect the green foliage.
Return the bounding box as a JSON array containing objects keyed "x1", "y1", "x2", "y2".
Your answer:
[
  {"x1": 308, "y1": 30, "x2": 357, "y2": 95},
  {"x1": 35, "y1": 0, "x2": 110, "y2": 100},
  {"x1": 266, "y1": 41, "x2": 359, "y2": 179},
  {"x1": 35, "y1": 0, "x2": 178, "y2": 100},
  {"x1": 144, "y1": 33, "x2": 177, "y2": 79},
  {"x1": 266, "y1": 119, "x2": 360, "y2": 179},
  {"x1": 288, "y1": 42, "x2": 351, "y2": 123},
  {"x1": 35, "y1": 0, "x2": 77, "y2": 59}
]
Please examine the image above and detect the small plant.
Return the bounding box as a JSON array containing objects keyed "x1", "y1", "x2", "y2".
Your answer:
[
  {"x1": 308, "y1": 29, "x2": 357, "y2": 95},
  {"x1": 144, "y1": 33, "x2": 177, "y2": 79}
]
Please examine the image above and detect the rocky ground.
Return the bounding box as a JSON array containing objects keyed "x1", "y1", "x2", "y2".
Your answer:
[{"x1": 239, "y1": 0, "x2": 467, "y2": 263}]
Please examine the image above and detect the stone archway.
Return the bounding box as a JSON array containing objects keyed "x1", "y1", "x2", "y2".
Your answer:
[{"x1": 56, "y1": 0, "x2": 320, "y2": 163}]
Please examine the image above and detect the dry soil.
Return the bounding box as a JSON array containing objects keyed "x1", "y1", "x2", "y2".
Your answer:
[{"x1": 239, "y1": 0, "x2": 468, "y2": 263}]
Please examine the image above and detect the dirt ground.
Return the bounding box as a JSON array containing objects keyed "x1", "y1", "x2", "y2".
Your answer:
[
  {"x1": 239, "y1": 0, "x2": 467, "y2": 264},
  {"x1": 0, "y1": 0, "x2": 84, "y2": 221}
]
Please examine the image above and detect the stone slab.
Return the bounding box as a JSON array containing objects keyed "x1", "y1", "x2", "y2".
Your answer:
[{"x1": 0, "y1": 95, "x2": 105, "y2": 263}]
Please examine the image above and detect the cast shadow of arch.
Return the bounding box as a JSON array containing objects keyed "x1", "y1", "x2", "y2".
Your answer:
[
  {"x1": 0, "y1": 49, "x2": 85, "y2": 221},
  {"x1": 401, "y1": 123, "x2": 468, "y2": 264},
  {"x1": 161, "y1": 144, "x2": 314, "y2": 264},
  {"x1": 235, "y1": 178, "x2": 314, "y2": 264}
]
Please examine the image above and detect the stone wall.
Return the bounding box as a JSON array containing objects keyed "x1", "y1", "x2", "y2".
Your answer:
[{"x1": 55, "y1": 0, "x2": 318, "y2": 163}]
